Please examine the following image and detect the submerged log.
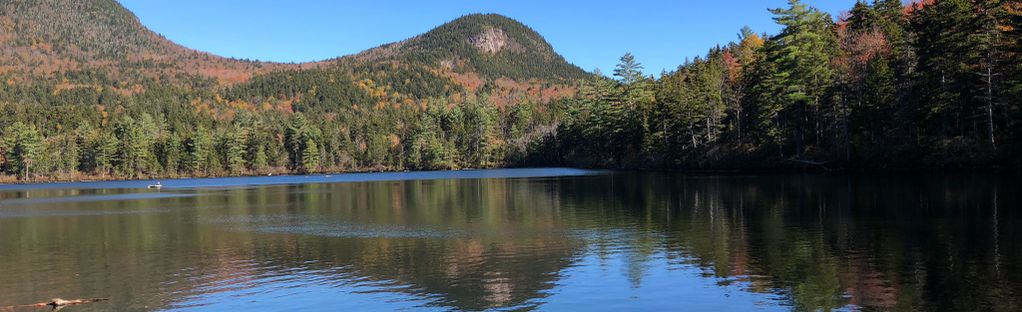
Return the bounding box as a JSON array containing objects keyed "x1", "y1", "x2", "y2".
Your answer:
[{"x1": 1, "y1": 298, "x2": 109, "y2": 310}]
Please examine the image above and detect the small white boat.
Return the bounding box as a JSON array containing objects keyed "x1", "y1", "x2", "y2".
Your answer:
[{"x1": 147, "y1": 182, "x2": 163, "y2": 189}]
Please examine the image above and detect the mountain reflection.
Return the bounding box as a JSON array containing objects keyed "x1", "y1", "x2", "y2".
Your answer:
[{"x1": 0, "y1": 172, "x2": 1018, "y2": 311}]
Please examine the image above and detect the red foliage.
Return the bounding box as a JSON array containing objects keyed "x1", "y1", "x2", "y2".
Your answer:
[
  {"x1": 906, "y1": 0, "x2": 935, "y2": 14},
  {"x1": 849, "y1": 30, "x2": 890, "y2": 64},
  {"x1": 722, "y1": 50, "x2": 740, "y2": 83}
]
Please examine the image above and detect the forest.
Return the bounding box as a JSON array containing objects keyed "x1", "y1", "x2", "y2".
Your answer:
[
  {"x1": 1, "y1": 0, "x2": 1020, "y2": 181},
  {"x1": 557, "y1": 0, "x2": 1021, "y2": 170}
]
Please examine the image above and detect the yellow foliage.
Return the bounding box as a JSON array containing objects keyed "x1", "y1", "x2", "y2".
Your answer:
[{"x1": 389, "y1": 134, "x2": 401, "y2": 148}]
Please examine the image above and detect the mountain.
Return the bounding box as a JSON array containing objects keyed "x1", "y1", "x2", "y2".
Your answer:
[
  {"x1": 226, "y1": 13, "x2": 588, "y2": 112},
  {"x1": 0, "y1": 0, "x2": 291, "y2": 84},
  {"x1": 0, "y1": 0, "x2": 594, "y2": 179},
  {"x1": 0, "y1": 0, "x2": 586, "y2": 110},
  {"x1": 346, "y1": 13, "x2": 587, "y2": 82}
]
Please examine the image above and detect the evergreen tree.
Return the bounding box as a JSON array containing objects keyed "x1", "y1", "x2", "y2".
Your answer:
[
  {"x1": 284, "y1": 113, "x2": 321, "y2": 170},
  {"x1": 3, "y1": 122, "x2": 43, "y2": 179},
  {"x1": 614, "y1": 53, "x2": 646, "y2": 84},
  {"x1": 301, "y1": 138, "x2": 320, "y2": 173},
  {"x1": 86, "y1": 131, "x2": 119, "y2": 175},
  {"x1": 459, "y1": 98, "x2": 500, "y2": 167},
  {"x1": 251, "y1": 144, "x2": 269, "y2": 171},
  {"x1": 220, "y1": 126, "x2": 247, "y2": 174},
  {"x1": 847, "y1": 1, "x2": 877, "y2": 31},
  {"x1": 245, "y1": 120, "x2": 272, "y2": 171},
  {"x1": 158, "y1": 132, "x2": 183, "y2": 174},
  {"x1": 558, "y1": 72, "x2": 643, "y2": 167},
  {"x1": 856, "y1": 56, "x2": 897, "y2": 151},
  {"x1": 406, "y1": 105, "x2": 457, "y2": 169},
  {"x1": 43, "y1": 132, "x2": 80, "y2": 175},
  {"x1": 973, "y1": 0, "x2": 1007, "y2": 150},
  {"x1": 1003, "y1": 1, "x2": 1022, "y2": 146},
  {"x1": 912, "y1": 0, "x2": 978, "y2": 140},
  {"x1": 185, "y1": 127, "x2": 213, "y2": 174},
  {"x1": 761, "y1": 0, "x2": 839, "y2": 157},
  {"x1": 112, "y1": 115, "x2": 157, "y2": 176}
]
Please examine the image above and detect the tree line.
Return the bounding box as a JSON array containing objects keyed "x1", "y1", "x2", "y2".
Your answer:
[
  {"x1": 552, "y1": 0, "x2": 1021, "y2": 169},
  {"x1": 0, "y1": 95, "x2": 554, "y2": 180}
]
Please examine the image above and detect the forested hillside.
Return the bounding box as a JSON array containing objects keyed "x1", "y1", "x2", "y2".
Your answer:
[
  {"x1": 0, "y1": 0, "x2": 294, "y2": 84},
  {"x1": 0, "y1": 0, "x2": 583, "y2": 181},
  {"x1": 0, "y1": 0, "x2": 1019, "y2": 182}
]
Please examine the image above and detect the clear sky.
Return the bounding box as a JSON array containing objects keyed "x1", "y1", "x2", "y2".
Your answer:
[{"x1": 117, "y1": 0, "x2": 857, "y2": 75}]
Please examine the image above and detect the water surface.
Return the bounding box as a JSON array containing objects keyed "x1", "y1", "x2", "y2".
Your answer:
[{"x1": 0, "y1": 169, "x2": 1018, "y2": 311}]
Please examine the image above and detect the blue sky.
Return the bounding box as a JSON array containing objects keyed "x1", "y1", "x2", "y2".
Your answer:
[{"x1": 118, "y1": 0, "x2": 857, "y2": 75}]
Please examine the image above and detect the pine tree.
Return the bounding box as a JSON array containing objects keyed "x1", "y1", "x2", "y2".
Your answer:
[
  {"x1": 251, "y1": 144, "x2": 269, "y2": 171},
  {"x1": 859, "y1": 56, "x2": 897, "y2": 147},
  {"x1": 558, "y1": 74, "x2": 621, "y2": 166},
  {"x1": 185, "y1": 127, "x2": 213, "y2": 174},
  {"x1": 301, "y1": 138, "x2": 320, "y2": 173},
  {"x1": 614, "y1": 53, "x2": 646, "y2": 84},
  {"x1": 44, "y1": 132, "x2": 80, "y2": 175},
  {"x1": 159, "y1": 133, "x2": 183, "y2": 174},
  {"x1": 459, "y1": 98, "x2": 499, "y2": 167},
  {"x1": 3, "y1": 122, "x2": 43, "y2": 179},
  {"x1": 285, "y1": 113, "x2": 321, "y2": 170},
  {"x1": 912, "y1": 0, "x2": 977, "y2": 140},
  {"x1": 847, "y1": 1, "x2": 878, "y2": 31},
  {"x1": 112, "y1": 115, "x2": 157, "y2": 176},
  {"x1": 762, "y1": 0, "x2": 839, "y2": 157},
  {"x1": 245, "y1": 120, "x2": 271, "y2": 171},
  {"x1": 221, "y1": 126, "x2": 247, "y2": 174},
  {"x1": 1003, "y1": 1, "x2": 1022, "y2": 145},
  {"x1": 90, "y1": 132, "x2": 119, "y2": 175},
  {"x1": 973, "y1": 0, "x2": 1007, "y2": 150}
]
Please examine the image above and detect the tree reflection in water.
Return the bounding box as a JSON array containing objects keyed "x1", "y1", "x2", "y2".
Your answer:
[{"x1": 0, "y1": 172, "x2": 1018, "y2": 311}]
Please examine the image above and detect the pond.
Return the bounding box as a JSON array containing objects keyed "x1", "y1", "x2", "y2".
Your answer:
[{"x1": 0, "y1": 169, "x2": 1018, "y2": 311}]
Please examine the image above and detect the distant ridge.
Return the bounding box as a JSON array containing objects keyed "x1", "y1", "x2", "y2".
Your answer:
[{"x1": 0, "y1": 0, "x2": 586, "y2": 99}]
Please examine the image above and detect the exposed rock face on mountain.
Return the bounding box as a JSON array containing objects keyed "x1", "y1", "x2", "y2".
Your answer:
[{"x1": 470, "y1": 27, "x2": 514, "y2": 54}]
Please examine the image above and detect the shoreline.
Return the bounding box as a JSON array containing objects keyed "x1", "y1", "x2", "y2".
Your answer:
[
  {"x1": 0, "y1": 168, "x2": 602, "y2": 190},
  {"x1": 0, "y1": 165, "x2": 1017, "y2": 186}
]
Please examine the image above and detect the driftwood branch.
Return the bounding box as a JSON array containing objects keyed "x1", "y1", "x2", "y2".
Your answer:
[
  {"x1": 1, "y1": 298, "x2": 108, "y2": 310},
  {"x1": 786, "y1": 158, "x2": 832, "y2": 171}
]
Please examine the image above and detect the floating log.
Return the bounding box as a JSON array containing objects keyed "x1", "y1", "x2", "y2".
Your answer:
[
  {"x1": 786, "y1": 158, "x2": 832, "y2": 170},
  {"x1": 1, "y1": 298, "x2": 109, "y2": 310}
]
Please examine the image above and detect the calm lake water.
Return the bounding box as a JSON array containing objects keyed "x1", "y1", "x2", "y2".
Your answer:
[{"x1": 0, "y1": 169, "x2": 1019, "y2": 311}]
